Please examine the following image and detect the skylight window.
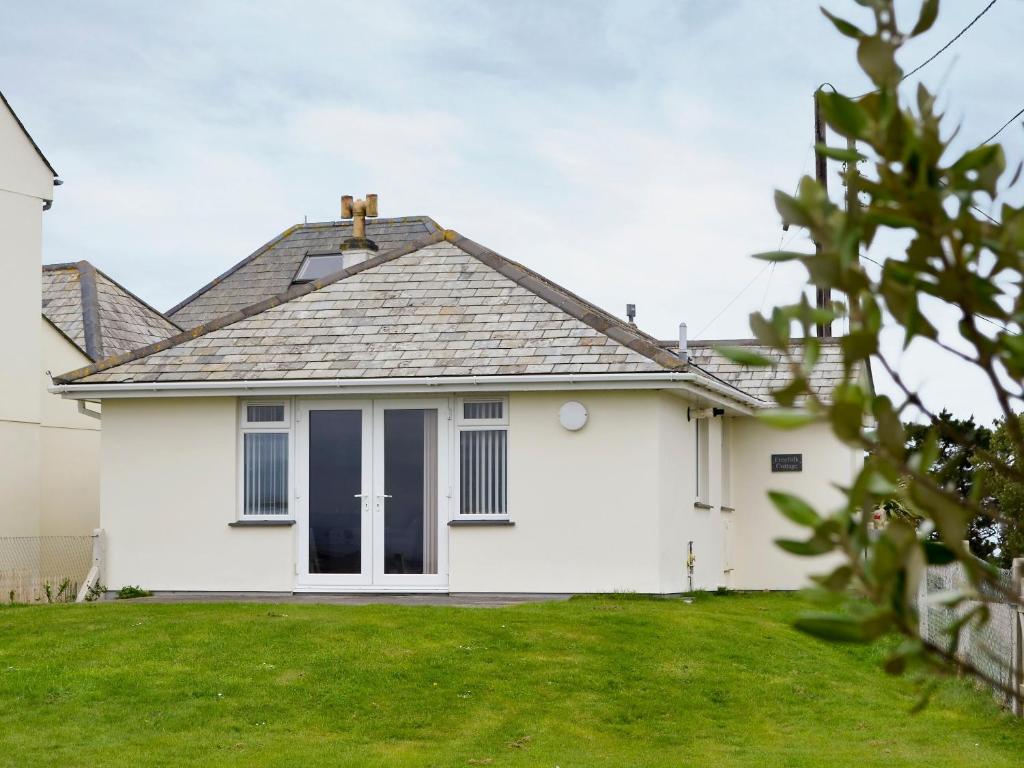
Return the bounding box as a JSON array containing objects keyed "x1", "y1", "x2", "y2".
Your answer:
[{"x1": 292, "y1": 254, "x2": 346, "y2": 284}]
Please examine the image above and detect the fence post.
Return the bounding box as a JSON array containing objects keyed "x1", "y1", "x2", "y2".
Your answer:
[
  {"x1": 918, "y1": 566, "x2": 930, "y2": 642},
  {"x1": 75, "y1": 529, "x2": 104, "y2": 603},
  {"x1": 1013, "y1": 557, "x2": 1023, "y2": 718},
  {"x1": 92, "y1": 528, "x2": 104, "y2": 583}
]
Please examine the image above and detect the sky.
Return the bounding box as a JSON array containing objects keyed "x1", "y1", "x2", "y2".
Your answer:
[{"x1": 3, "y1": 0, "x2": 1021, "y2": 422}]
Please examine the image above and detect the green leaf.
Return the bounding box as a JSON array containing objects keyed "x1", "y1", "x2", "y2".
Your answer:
[
  {"x1": 819, "y1": 91, "x2": 868, "y2": 139},
  {"x1": 814, "y1": 142, "x2": 865, "y2": 163},
  {"x1": 821, "y1": 8, "x2": 864, "y2": 39},
  {"x1": 794, "y1": 611, "x2": 892, "y2": 643},
  {"x1": 716, "y1": 346, "x2": 775, "y2": 367},
  {"x1": 857, "y1": 36, "x2": 900, "y2": 87},
  {"x1": 759, "y1": 409, "x2": 818, "y2": 429},
  {"x1": 773, "y1": 189, "x2": 815, "y2": 229},
  {"x1": 776, "y1": 537, "x2": 833, "y2": 556},
  {"x1": 910, "y1": 0, "x2": 940, "y2": 37},
  {"x1": 923, "y1": 540, "x2": 957, "y2": 566},
  {"x1": 813, "y1": 564, "x2": 854, "y2": 592},
  {"x1": 752, "y1": 250, "x2": 807, "y2": 262},
  {"x1": 769, "y1": 491, "x2": 821, "y2": 527}
]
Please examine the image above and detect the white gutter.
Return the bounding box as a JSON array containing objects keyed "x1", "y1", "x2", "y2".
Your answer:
[{"x1": 50, "y1": 372, "x2": 763, "y2": 412}]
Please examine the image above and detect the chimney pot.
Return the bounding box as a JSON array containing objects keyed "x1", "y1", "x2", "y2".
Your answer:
[
  {"x1": 339, "y1": 194, "x2": 380, "y2": 251},
  {"x1": 626, "y1": 303, "x2": 636, "y2": 324}
]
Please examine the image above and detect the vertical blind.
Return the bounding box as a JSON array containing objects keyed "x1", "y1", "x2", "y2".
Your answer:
[
  {"x1": 460, "y1": 429, "x2": 507, "y2": 515},
  {"x1": 463, "y1": 401, "x2": 503, "y2": 420},
  {"x1": 247, "y1": 404, "x2": 285, "y2": 423},
  {"x1": 244, "y1": 432, "x2": 289, "y2": 515}
]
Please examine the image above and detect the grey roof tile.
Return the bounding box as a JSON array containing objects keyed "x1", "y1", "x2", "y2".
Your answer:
[
  {"x1": 42, "y1": 262, "x2": 180, "y2": 360},
  {"x1": 167, "y1": 216, "x2": 442, "y2": 329}
]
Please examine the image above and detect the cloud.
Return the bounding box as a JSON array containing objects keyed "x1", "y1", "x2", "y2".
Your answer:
[{"x1": 289, "y1": 106, "x2": 467, "y2": 179}]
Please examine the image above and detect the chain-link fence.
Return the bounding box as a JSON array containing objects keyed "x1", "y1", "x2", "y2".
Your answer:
[
  {"x1": 919, "y1": 560, "x2": 1023, "y2": 714},
  {"x1": 0, "y1": 535, "x2": 94, "y2": 604}
]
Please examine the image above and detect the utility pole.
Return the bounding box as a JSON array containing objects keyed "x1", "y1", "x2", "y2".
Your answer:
[{"x1": 813, "y1": 88, "x2": 832, "y2": 338}]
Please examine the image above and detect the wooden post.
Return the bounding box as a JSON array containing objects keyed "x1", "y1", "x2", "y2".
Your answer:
[
  {"x1": 813, "y1": 90, "x2": 832, "y2": 338},
  {"x1": 1013, "y1": 557, "x2": 1023, "y2": 717}
]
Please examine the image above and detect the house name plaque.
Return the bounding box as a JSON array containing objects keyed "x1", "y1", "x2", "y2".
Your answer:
[{"x1": 771, "y1": 453, "x2": 803, "y2": 472}]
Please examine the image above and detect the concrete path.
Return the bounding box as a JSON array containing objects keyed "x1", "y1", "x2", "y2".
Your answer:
[{"x1": 122, "y1": 592, "x2": 572, "y2": 608}]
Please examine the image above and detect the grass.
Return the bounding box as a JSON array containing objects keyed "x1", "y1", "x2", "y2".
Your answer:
[{"x1": 0, "y1": 593, "x2": 1021, "y2": 767}]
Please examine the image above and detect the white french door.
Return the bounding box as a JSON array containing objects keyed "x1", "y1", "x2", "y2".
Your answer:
[{"x1": 295, "y1": 398, "x2": 449, "y2": 591}]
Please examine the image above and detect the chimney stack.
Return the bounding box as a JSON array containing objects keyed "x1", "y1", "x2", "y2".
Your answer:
[
  {"x1": 678, "y1": 322, "x2": 689, "y2": 364},
  {"x1": 340, "y1": 194, "x2": 380, "y2": 252}
]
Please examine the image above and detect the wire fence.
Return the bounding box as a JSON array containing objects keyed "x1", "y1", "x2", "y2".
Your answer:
[
  {"x1": 919, "y1": 560, "x2": 1023, "y2": 715},
  {"x1": 0, "y1": 535, "x2": 94, "y2": 604}
]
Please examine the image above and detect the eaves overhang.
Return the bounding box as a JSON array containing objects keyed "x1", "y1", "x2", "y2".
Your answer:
[{"x1": 50, "y1": 372, "x2": 763, "y2": 414}]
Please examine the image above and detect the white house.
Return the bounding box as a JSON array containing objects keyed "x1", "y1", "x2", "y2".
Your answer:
[
  {"x1": 51, "y1": 197, "x2": 862, "y2": 595},
  {"x1": 0, "y1": 89, "x2": 57, "y2": 537},
  {"x1": 0, "y1": 90, "x2": 180, "y2": 540},
  {"x1": 39, "y1": 262, "x2": 180, "y2": 534}
]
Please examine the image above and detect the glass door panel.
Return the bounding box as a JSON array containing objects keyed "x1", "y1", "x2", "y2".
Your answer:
[
  {"x1": 381, "y1": 409, "x2": 438, "y2": 575},
  {"x1": 308, "y1": 410, "x2": 364, "y2": 574}
]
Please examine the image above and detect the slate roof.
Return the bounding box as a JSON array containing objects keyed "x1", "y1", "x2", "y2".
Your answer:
[
  {"x1": 42, "y1": 262, "x2": 181, "y2": 361},
  {"x1": 59, "y1": 233, "x2": 684, "y2": 384},
  {"x1": 660, "y1": 338, "x2": 850, "y2": 403},
  {"x1": 52, "y1": 225, "x2": 855, "y2": 408},
  {"x1": 167, "y1": 216, "x2": 442, "y2": 329}
]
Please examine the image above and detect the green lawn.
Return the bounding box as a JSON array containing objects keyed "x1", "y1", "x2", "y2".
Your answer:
[{"x1": 0, "y1": 593, "x2": 1020, "y2": 767}]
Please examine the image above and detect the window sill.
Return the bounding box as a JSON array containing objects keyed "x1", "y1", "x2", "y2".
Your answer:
[
  {"x1": 693, "y1": 502, "x2": 713, "y2": 510},
  {"x1": 448, "y1": 519, "x2": 515, "y2": 527},
  {"x1": 229, "y1": 519, "x2": 296, "y2": 527},
  {"x1": 720, "y1": 505, "x2": 736, "y2": 512}
]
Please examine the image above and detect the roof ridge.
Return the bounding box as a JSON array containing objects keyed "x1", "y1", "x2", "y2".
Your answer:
[
  {"x1": 77, "y1": 261, "x2": 104, "y2": 361},
  {"x1": 166, "y1": 215, "x2": 443, "y2": 319},
  {"x1": 89, "y1": 263, "x2": 183, "y2": 333},
  {"x1": 657, "y1": 337, "x2": 845, "y2": 348},
  {"x1": 442, "y1": 231, "x2": 684, "y2": 372},
  {"x1": 54, "y1": 230, "x2": 447, "y2": 384}
]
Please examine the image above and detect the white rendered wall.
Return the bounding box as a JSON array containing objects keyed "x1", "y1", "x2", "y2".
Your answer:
[
  {"x1": 0, "y1": 99, "x2": 53, "y2": 536},
  {"x1": 100, "y1": 397, "x2": 295, "y2": 591},
  {"x1": 39, "y1": 320, "x2": 100, "y2": 535},
  {"x1": 96, "y1": 390, "x2": 857, "y2": 594},
  {"x1": 729, "y1": 418, "x2": 857, "y2": 591},
  {"x1": 449, "y1": 390, "x2": 666, "y2": 593}
]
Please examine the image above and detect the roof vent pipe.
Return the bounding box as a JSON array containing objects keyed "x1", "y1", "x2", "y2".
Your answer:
[{"x1": 678, "y1": 322, "x2": 689, "y2": 364}]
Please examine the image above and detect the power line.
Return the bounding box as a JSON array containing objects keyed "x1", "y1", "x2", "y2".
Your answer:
[
  {"x1": 901, "y1": 0, "x2": 999, "y2": 82},
  {"x1": 854, "y1": 0, "x2": 999, "y2": 98},
  {"x1": 693, "y1": 260, "x2": 772, "y2": 340},
  {"x1": 981, "y1": 104, "x2": 1024, "y2": 145},
  {"x1": 858, "y1": 253, "x2": 1012, "y2": 333}
]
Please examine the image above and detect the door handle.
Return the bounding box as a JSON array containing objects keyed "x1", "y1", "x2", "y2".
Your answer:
[
  {"x1": 379, "y1": 494, "x2": 393, "y2": 499},
  {"x1": 353, "y1": 493, "x2": 370, "y2": 498}
]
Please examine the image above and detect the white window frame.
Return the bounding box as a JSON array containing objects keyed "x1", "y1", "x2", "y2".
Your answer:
[
  {"x1": 454, "y1": 396, "x2": 510, "y2": 520},
  {"x1": 238, "y1": 399, "x2": 294, "y2": 520},
  {"x1": 695, "y1": 418, "x2": 710, "y2": 507}
]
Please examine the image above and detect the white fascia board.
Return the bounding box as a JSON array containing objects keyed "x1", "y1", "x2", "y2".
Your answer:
[{"x1": 50, "y1": 372, "x2": 762, "y2": 412}]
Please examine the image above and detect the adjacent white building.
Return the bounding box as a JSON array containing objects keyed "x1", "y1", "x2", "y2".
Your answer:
[
  {"x1": 0, "y1": 92, "x2": 180, "y2": 539},
  {"x1": 51, "y1": 201, "x2": 864, "y2": 595},
  {"x1": 0, "y1": 90, "x2": 57, "y2": 537}
]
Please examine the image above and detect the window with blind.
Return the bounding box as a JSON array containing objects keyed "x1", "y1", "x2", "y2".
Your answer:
[
  {"x1": 457, "y1": 398, "x2": 508, "y2": 517},
  {"x1": 240, "y1": 401, "x2": 291, "y2": 518}
]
